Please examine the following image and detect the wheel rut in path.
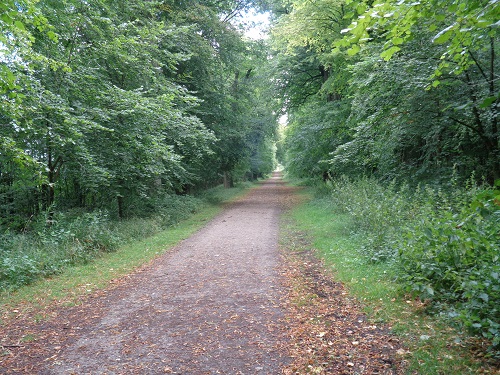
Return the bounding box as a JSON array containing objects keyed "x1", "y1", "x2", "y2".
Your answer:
[{"x1": 4, "y1": 172, "x2": 293, "y2": 374}]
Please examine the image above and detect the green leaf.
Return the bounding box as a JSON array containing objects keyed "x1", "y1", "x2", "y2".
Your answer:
[
  {"x1": 347, "y1": 44, "x2": 361, "y2": 56},
  {"x1": 479, "y1": 96, "x2": 497, "y2": 108},
  {"x1": 14, "y1": 20, "x2": 25, "y2": 31},
  {"x1": 356, "y1": 3, "x2": 367, "y2": 14},
  {"x1": 1, "y1": 13, "x2": 13, "y2": 24},
  {"x1": 433, "y1": 26, "x2": 454, "y2": 44},
  {"x1": 425, "y1": 285, "x2": 434, "y2": 296},
  {"x1": 392, "y1": 37, "x2": 404, "y2": 45},
  {"x1": 344, "y1": 11, "x2": 355, "y2": 19},
  {"x1": 380, "y1": 46, "x2": 400, "y2": 61},
  {"x1": 47, "y1": 30, "x2": 57, "y2": 41}
]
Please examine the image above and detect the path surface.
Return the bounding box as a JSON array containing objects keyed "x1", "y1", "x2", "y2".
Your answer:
[
  {"x1": 2, "y1": 173, "x2": 293, "y2": 374},
  {"x1": 1, "y1": 173, "x2": 408, "y2": 374}
]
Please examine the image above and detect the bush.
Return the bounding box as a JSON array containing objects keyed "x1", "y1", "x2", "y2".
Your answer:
[
  {"x1": 325, "y1": 176, "x2": 500, "y2": 351},
  {"x1": 152, "y1": 194, "x2": 201, "y2": 226},
  {"x1": 0, "y1": 187, "x2": 220, "y2": 292},
  {"x1": 0, "y1": 238, "x2": 41, "y2": 289},
  {"x1": 328, "y1": 176, "x2": 417, "y2": 262},
  {"x1": 0, "y1": 210, "x2": 119, "y2": 291},
  {"x1": 399, "y1": 183, "x2": 500, "y2": 349}
]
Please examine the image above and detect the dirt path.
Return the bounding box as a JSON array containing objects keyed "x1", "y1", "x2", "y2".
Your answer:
[
  {"x1": 1, "y1": 173, "x2": 294, "y2": 374},
  {"x1": 1, "y1": 173, "x2": 405, "y2": 374}
]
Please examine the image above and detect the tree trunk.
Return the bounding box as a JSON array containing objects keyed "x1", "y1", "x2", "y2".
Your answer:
[
  {"x1": 223, "y1": 172, "x2": 233, "y2": 188},
  {"x1": 44, "y1": 143, "x2": 62, "y2": 224},
  {"x1": 489, "y1": 37, "x2": 500, "y2": 180},
  {"x1": 117, "y1": 195, "x2": 124, "y2": 219},
  {"x1": 320, "y1": 65, "x2": 341, "y2": 102}
]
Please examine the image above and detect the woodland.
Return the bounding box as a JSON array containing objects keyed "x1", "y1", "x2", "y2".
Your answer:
[{"x1": 1, "y1": 0, "x2": 499, "y2": 356}]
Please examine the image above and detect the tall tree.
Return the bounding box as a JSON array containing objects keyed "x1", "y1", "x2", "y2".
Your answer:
[
  {"x1": 1, "y1": 0, "x2": 279, "y2": 228},
  {"x1": 338, "y1": 0, "x2": 500, "y2": 181},
  {"x1": 271, "y1": 0, "x2": 500, "y2": 183}
]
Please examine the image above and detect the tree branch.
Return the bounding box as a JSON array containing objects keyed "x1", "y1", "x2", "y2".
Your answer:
[
  {"x1": 468, "y1": 50, "x2": 489, "y2": 83},
  {"x1": 222, "y1": 1, "x2": 246, "y2": 23},
  {"x1": 448, "y1": 116, "x2": 491, "y2": 147}
]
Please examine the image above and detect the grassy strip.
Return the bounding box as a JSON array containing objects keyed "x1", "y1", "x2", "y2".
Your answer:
[
  {"x1": 0, "y1": 183, "x2": 252, "y2": 322},
  {"x1": 282, "y1": 189, "x2": 494, "y2": 374}
]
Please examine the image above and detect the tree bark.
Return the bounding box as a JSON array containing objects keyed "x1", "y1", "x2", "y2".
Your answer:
[
  {"x1": 223, "y1": 171, "x2": 234, "y2": 189},
  {"x1": 117, "y1": 195, "x2": 124, "y2": 219},
  {"x1": 319, "y1": 65, "x2": 340, "y2": 102},
  {"x1": 489, "y1": 37, "x2": 500, "y2": 180}
]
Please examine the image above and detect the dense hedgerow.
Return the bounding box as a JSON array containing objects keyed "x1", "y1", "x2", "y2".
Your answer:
[{"x1": 326, "y1": 177, "x2": 500, "y2": 352}]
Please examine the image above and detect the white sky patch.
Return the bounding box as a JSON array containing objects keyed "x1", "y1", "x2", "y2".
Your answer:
[
  {"x1": 235, "y1": 9, "x2": 270, "y2": 40},
  {"x1": 279, "y1": 113, "x2": 288, "y2": 126}
]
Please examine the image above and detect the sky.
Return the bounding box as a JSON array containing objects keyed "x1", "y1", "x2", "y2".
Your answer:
[{"x1": 238, "y1": 9, "x2": 271, "y2": 40}]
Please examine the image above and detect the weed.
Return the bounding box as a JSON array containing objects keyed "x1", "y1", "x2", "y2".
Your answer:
[{"x1": 21, "y1": 334, "x2": 37, "y2": 343}]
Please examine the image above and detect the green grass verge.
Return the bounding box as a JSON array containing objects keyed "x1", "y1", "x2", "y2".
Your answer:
[
  {"x1": 282, "y1": 189, "x2": 494, "y2": 374},
  {"x1": 0, "y1": 183, "x2": 252, "y2": 320}
]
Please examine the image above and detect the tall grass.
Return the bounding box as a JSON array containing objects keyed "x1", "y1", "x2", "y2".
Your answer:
[{"x1": 0, "y1": 210, "x2": 119, "y2": 291}]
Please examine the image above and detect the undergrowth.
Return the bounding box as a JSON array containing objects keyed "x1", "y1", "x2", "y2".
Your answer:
[
  {"x1": 0, "y1": 183, "x2": 252, "y2": 292},
  {"x1": 324, "y1": 176, "x2": 500, "y2": 357},
  {"x1": 284, "y1": 182, "x2": 499, "y2": 373}
]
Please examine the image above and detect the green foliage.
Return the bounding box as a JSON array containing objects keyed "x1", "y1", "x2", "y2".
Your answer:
[
  {"x1": 139, "y1": 194, "x2": 201, "y2": 227},
  {"x1": 197, "y1": 181, "x2": 255, "y2": 204},
  {"x1": 283, "y1": 100, "x2": 352, "y2": 178},
  {"x1": 0, "y1": 190, "x2": 218, "y2": 292},
  {"x1": 273, "y1": 0, "x2": 500, "y2": 184},
  {"x1": 328, "y1": 176, "x2": 418, "y2": 262},
  {"x1": 325, "y1": 176, "x2": 500, "y2": 351},
  {"x1": 1, "y1": 0, "x2": 277, "y2": 230},
  {"x1": 0, "y1": 210, "x2": 118, "y2": 291},
  {"x1": 399, "y1": 182, "x2": 500, "y2": 349},
  {"x1": 267, "y1": 0, "x2": 500, "y2": 356},
  {"x1": 285, "y1": 189, "x2": 497, "y2": 372},
  {"x1": 338, "y1": 0, "x2": 500, "y2": 79},
  {"x1": 0, "y1": 0, "x2": 56, "y2": 96}
]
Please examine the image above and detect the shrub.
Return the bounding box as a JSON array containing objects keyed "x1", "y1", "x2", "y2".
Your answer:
[
  {"x1": 328, "y1": 176, "x2": 416, "y2": 262},
  {"x1": 399, "y1": 182, "x2": 500, "y2": 349},
  {"x1": 0, "y1": 186, "x2": 221, "y2": 292},
  {"x1": 325, "y1": 176, "x2": 500, "y2": 351},
  {"x1": 0, "y1": 210, "x2": 120, "y2": 291}
]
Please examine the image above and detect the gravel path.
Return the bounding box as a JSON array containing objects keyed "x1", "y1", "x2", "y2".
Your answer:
[
  {"x1": 2, "y1": 172, "x2": 292, "y2": 374},
  {"x1": 1, "y1": 173, "x2": 408, "y2": 374}
]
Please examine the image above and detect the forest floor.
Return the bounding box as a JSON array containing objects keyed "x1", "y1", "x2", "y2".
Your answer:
[{"x1": 0, "y1": 172, "x2": 405, "y2": 374}]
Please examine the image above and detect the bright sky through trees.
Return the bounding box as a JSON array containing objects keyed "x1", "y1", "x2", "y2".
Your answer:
[{"x1": 238, "y1": 8, "x2": 270, "y2": 39}]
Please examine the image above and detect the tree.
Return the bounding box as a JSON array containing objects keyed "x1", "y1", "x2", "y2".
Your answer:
[
  {"x1": 269, "y1": 0, "x2": 355, "y2": 178},
  {"x1": 1, "y1": 0, "x2": 219, "y2": 224},
  {"x1": 337, "y1": 0, "x2": 500, "y2": 181},
  {"x1": 1, "y1": 0, "x2": 279, "y2": 228},
  {"x1": 270, "y1": 0, "x2": 500, "y2": 183},
  {"x1": 162, "y1": 2, "x2": 279, "y2": 188}
]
